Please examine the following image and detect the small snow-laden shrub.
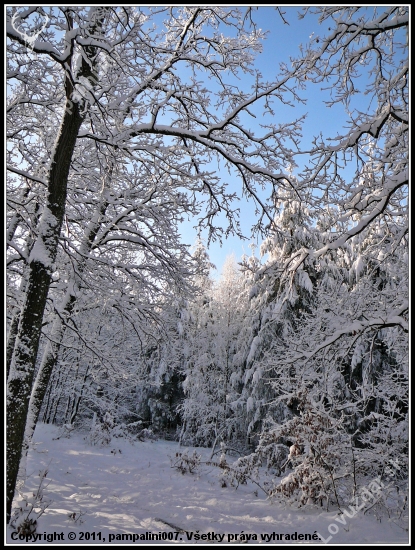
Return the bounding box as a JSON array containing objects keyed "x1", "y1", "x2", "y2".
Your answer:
[
  {"x1": 261, "y1": 388, "x2": 409, "y2": 516},
  {"x1": 10, "y1": 468, "x2": 51, "y2": 535},
  {"x1": 110, "y1": 422, "x2": 158, "y2": 443},
  {"x1": 275, "y1": 455, "x2": 335, "y2": 508},
  {"x1": 86, "y1": 412, "x2": 114, "y2": 446},
  {"x1": 215, "y1": 453, "x2": 260, "y2": 489},
  {"x1": 214, "y1": 436, "x2": 290, "y2": 492},
  {"x1": 170, "y1": 450, "x2": 201, "y2": 475},
  {"x1": 267, "y1": 391, "x2": 352, "y2": 508},
  {"x1": 52, "y1": 423, "x2": 76, "y2": 440},
  {"x1": 136, "y1": 428, "x2": 158, "y2": 441},
  {"x1": 206, "y1": 449, "x2": 271, "y2": 496},
  {"x1": 208, "y1": 392, "x2": 363, "y2": 504},
  {"x1": 86, "y1": 413, "x2": 158, "y2": 446},
  {"x1": 254, "y1": 438, "x2": 290, "y2": 476},
  {"x1": 111, "y1": 422, "x2": 157, "y2": 443}
]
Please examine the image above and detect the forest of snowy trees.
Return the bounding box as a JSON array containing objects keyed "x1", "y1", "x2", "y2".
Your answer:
[{"x1": 7, "y1": 6, "x2": 408, "y2": 524}]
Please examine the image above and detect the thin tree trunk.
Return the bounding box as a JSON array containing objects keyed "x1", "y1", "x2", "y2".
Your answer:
[
  {"x1": 70, "y1": 365, "x2": 90, "y2": 425},
  {"x1": 24, "y1": 191, "x2": 110, "y2": 444},
  {"x1": 65, "y1": 360, "x2": 81, "y2": 423},
  {"x1": 41, "y1": 369, "x2": 58, "y2": 423},
  {"x1": 50, "y1": 395, "x2": 64, "y2": 426}
]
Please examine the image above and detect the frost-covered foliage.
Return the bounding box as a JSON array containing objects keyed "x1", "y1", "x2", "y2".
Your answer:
[
  {"x1": 236, "y1": 190, "x2": 408, "y2": 509},
  {"x1": 7, "y1": 6, "x2": 408, "y2": 524},
  {"x1": 179, "y1": 254, "x2": 251, "y2": 449},
  {"x1": 225, "y1": 7, "x2": 408, "y2": 513}
]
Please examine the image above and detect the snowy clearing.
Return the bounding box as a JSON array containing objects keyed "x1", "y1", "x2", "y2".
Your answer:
[{"x1": 6, "y1": 424, "x2": 409, "y2": 545}]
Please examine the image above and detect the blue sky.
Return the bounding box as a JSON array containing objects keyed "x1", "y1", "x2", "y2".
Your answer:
[{"x1": 178, "y1": 7, "x2": 349, "y2": 277}]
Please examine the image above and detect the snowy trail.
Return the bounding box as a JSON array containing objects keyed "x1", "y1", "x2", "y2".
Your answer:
[{"x1": 6, "y1": 424, "x2": 409, "y2": 545}]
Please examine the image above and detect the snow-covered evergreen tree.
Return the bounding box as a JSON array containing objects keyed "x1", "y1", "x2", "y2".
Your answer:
[{"x1": 180, "y1": 254, "x2": 251, "y2": 451}]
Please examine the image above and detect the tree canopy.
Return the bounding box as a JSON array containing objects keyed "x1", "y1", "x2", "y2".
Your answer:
[{"x1": 6, "y1": 6, "x2": 408, "y2": 525}]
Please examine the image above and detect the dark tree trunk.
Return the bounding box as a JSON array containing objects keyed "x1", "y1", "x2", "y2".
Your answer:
[
  {"x1": 41, "y1": 369, "x2": 58, "y2": 424},
  {"x1": 25, "y1": 193, "x2": 110, "y2": 444},
  {"x1": 6, "y1": 98, "x2": 84, "y2": 521},
  {"x1": 70, "y1": 366, "x2": 90, "y2": 425},
  {"x1": 6, "y1": 313, "x2": 20, "y2": 381}
]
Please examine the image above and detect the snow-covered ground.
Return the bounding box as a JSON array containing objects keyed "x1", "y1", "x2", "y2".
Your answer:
[{"x1": 6, "y1": 424, "x2": 409, "y2": 545}]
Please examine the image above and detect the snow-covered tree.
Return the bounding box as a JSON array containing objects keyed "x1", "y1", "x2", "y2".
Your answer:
[
  {"x1": 7, "y1": 6, "x2": 307, "y2": 520},
  {"x1": 180, "y1": 255, "x2": 250, "y2": 451},
  {"x1": 238, "y1": 6, "x2": 408, "y2": 510},
  {"x1": 277, "y1": 6, "x2": 408, "y2": 327}
]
